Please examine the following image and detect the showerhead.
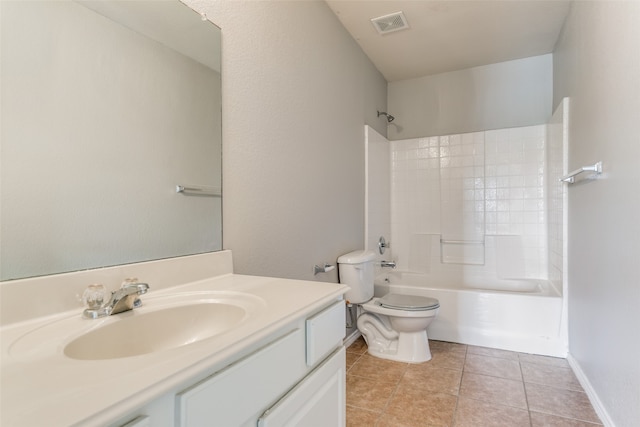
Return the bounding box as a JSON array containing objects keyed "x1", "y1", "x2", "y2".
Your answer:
[{"x1": 377, "y1": 110, "x2": 395, "y2": 123}]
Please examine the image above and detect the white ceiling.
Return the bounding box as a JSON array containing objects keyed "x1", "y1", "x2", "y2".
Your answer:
[{"x1": 325, "y1": 0, "x2": 571, "y2": 82}]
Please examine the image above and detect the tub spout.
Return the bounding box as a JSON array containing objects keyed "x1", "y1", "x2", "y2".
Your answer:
[{"x1": 380, "y1": 260, "x2": 396, "y2": 269}]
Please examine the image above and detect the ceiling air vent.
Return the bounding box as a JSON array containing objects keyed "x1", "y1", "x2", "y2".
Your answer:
[{"x1": 370, "y1": 11, "x2": 409, "y2": 35}]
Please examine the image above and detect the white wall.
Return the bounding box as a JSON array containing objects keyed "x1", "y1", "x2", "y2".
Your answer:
[
  {"x1": 365, "y1": 126, "x2": 391, "y2": 259},
  {"x1": 553, "y1": 2, "x2": 640, "y2": 426},
  {"x1": 388, "y1": 54, "x2": 552, "y2": 140},
  {"x1": 184, "y1": 1, "x2": 388, "y2": 281}
]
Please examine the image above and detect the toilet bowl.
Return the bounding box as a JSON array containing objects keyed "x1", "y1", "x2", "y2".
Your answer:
[
  {"x1": 358, "y1": 293, "x2": 439, "y2": 363},
  {"x1": 338, "y1": 250, "x2": 440, "y2": 363}
]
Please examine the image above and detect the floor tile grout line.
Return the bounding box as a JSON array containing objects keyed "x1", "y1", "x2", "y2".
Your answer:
[
  {"x1": 460, "y1": 369, "x2": 528, "y2": 384},
  {"x1": 345, "y1": 401, "x2": 387, "y2": 421},
  {"x1": 459, "y1": 351, "x2": 535, "y2": 415},
  {"x1": 346, "y1": 339, "x2": 602, "y2": 427},
  {"x1": 449, "y1": 342, "x2": 469, "y2": 427},
  {"x1": 375, "y1": 361, "x2": 410, "y2": 424},
  {"x1": 522, "y1": 379, "x2": 587, "y2": 394},
  {"x1": 464, "y1": 352, "x2": 525, "y2": 382},
  {"x1": 346, "y1": 340, "x2": 411, "y2": 426},
  {"x1": 527, "y1": 408, "x2": 605, "y2": 426},
  {"x1": 466, "y1": 351, "x2": 522, "y2": 362},
  {"x1": 518, "y1": 354, "x2": 534, "y2": 427}
]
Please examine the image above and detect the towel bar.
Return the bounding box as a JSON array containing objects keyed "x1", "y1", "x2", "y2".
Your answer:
[
  {"x1": 440, "y1": 239, "x2": 484, "y2": 245},
  {"x1": 560, "y1": 161, "x2": 602, "y2": 184},
  {"x1": 176, "y1": 185, "x2": 221, "y2": 196}
]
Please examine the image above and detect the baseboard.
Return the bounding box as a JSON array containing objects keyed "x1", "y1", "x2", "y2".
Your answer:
[
  {"x1": 343, "y1": 329, "x2": 361, "y2": 347},
  {"x1": 567, "y1": 353, "x2": 615, "y2": 427}
]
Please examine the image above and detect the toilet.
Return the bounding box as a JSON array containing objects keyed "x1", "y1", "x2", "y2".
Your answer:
[{"x1": 338, "y1": 250, "x2": 439, "y2": 363}]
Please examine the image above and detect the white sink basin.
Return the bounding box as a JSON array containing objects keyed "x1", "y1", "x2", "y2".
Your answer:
[
  {"x1": 9, "y1": 291, "x2": 265, "y2": 361},
  {"x1": 64, "y1": 302, "x2": 246, "y2": 360}
]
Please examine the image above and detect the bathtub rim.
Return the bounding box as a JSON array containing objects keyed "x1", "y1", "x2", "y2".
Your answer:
[
  {"x1": 376, "y1": 273, "x2": 561, "y2": 298},
  {"x1": 372, "y1": 281, "x2": 567, "y2": 357}
]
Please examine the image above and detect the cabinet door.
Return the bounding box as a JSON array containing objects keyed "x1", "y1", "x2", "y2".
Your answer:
[
  {"x1": 176, "y1": 329, "x2": 306, "y2": 427},
  {"x1": 257, "y1": 346, "x2": 345, "y2": 427},
  {"x1": 120, "y1": 416, "x2": 149, "y2": 427},
  {"x1": 305, "y1": 301, "x2": 345, "y2": 366}
]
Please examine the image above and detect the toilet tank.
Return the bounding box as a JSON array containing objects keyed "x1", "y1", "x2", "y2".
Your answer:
[{"x1": 337, "y1": 250, "x2": 376, "y2": 304}]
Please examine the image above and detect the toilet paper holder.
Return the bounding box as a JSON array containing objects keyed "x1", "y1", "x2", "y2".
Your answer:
[{"x1": 313, "y1": 263, "x2": 335, "y2": 275}]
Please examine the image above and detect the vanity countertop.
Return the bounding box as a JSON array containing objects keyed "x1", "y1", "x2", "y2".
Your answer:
[{"x1": 0, "y1": 273, "x2": 348, "y2": 426}]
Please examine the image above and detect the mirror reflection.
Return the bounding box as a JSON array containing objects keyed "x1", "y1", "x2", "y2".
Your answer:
[{"x1": 0, "y1": 0, "x2": 222, "y2": 281}]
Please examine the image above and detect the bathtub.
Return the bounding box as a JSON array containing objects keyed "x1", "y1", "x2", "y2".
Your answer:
[{"x1": 374, "y1": 272, "x2": 567, "y2": 357}]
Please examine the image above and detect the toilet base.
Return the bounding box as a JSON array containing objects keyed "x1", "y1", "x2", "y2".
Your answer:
[
  {"x1": 357, "y1": 312, "x2": 433, "y2": 363},
  {"x1": 364, "y1": 330, "x2": 432, "y2": 363}
]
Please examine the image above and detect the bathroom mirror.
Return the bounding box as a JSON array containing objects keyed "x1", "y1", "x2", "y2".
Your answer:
[{"x1": 0, "y1": 0, "x2": 222, "y2": 281}]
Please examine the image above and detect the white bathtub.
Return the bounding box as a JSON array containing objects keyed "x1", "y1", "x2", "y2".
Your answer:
[{"x1": 374, "y1": 273, "x2": 567, "y2": 357}]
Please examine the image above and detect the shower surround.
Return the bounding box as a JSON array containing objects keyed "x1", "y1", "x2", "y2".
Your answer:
[
  {"x1": 391, "y1": 124, "x2": 550, "y2": 283},
  {"x1": 364, "y1": 99, "x2": 568, "y2": 355}
]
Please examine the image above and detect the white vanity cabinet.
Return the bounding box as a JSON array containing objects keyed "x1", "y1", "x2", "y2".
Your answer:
[
  {"x1": 1, "y1": 252, "x2": 350, "y2": 427},
  {"x1": 115, "y1": 299, "x2": 346, "y2": 427},
  {"x1": 257, "y1": 347, "x2": 345, "y2": 427}
]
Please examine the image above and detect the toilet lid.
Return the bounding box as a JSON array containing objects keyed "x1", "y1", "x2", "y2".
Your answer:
[{"x1": 377, "y1": 293, "x2": 440, "y2": 311}]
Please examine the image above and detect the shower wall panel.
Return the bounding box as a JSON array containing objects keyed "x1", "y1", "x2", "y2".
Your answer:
[
  {"x1": 439, "y1": 132, "x2": 485, "y2": 265},
  {"x1": 485, "y1": 125, "x2": 548, "y2": 278},
  {"x1": 439, "y1": 132, "x2": 485, "y2": 242},
  {"x1": 390, "y1": 137, "x2": 441, "y2": 272},
  {"x1": 390, "y1": 124, "x2": 549, "y2": 281},
  {"x1": 547, "y1": 99, "x2": 568, "y2": 295}
]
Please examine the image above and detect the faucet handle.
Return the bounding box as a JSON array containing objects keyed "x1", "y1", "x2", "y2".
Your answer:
[
  {"x1": 121, "y1": 277, "x2": 140, "y2": 287},
  {"x1": 81, "y1": 284, "x2": 108, "y2": 310},
  {"x1": 378, "y1": 236, "x2": 390, "y2": 255}
]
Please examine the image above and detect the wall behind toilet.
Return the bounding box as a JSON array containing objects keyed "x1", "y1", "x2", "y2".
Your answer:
[{"x1": 184, "y1": 0, "x2": 388, "y2": 281}]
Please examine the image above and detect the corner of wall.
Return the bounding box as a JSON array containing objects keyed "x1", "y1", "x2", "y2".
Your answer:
[{"x1": 566, "y1": 354, "x2": 616, "y2": 427}]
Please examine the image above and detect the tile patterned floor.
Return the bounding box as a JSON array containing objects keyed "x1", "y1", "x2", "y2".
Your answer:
[{"x1": 346, "y1": 337, "x2": 603, "y2": 427}]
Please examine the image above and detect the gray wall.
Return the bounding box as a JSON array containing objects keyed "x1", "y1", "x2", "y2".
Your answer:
[
  {"x1": 387, "y1": 54, "x2": 552, "y2": 139},
  {"x1": 185, "y1": 0, "x2": 388, "y2": 281},
  {"x1": 553, "y1": 2, "x2": 640, "y2": 426}
]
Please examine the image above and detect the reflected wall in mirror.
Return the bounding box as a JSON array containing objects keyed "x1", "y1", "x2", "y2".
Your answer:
[{"x1": 0, "y1": 0, "x2": 222, "y2": 281}]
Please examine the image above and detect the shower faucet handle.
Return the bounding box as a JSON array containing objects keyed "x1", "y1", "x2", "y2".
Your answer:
[{"x1": 378, "y1": 236, "x2": 390, "y2": 254}]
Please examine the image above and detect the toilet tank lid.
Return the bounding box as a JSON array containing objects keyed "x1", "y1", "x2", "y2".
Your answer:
[{"x1": 337, "y1": 250, "x2": 376, "y2": 264}]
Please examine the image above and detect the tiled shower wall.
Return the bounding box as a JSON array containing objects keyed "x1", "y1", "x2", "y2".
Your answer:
[{"x1": 390, "y1": 125, "x2": 550, "y2": 282}]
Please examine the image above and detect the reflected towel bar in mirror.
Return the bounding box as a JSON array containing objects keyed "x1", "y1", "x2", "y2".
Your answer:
[{"x1": 176, "y1": 185, "x2": 221, "y2": 197}]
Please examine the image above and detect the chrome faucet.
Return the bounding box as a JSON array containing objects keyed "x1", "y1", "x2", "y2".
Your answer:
[
  {"x1": 82, "y1": 280, "x2": 149, "y2": 319},
  {"x1": 380, "y1": 260, "x2": 396, "y2": 269}
]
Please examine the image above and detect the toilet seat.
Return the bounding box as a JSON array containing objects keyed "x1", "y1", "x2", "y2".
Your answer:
[
  {"x1": 377, "y1": 293, "x2": 439, "y2": 311},
  {"x1": 358, "y1": 294, "x2": 439, "y2": 363}
]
